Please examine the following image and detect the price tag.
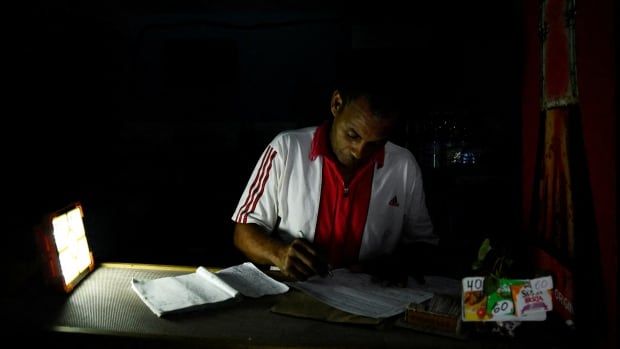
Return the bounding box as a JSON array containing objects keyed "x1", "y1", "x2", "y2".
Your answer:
[
  {"x1": 462, "y1": 277, "x2": 484, "y2": 292},
  {"x1": 513, "y1": 276, "x2": 554, "y2": 316},
  {"x1": 531, "y1": 276, "x2": 553, "y2": 291},
  {"x1": 492, "y1": 299, "x2": 514, "y2": 316}
]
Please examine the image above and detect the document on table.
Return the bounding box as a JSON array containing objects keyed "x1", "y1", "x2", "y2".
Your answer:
[
  {"x1": 289, "y1": 269, "x2": 441, "y2": 318},
  {"x1": 132, "y1": 262, "x2": 288, "y2": 317},
  {"x1": 216, "y1": 262, "x2": 289, "y2": 298}
]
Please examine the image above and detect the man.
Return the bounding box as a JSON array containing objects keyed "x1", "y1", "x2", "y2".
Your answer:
[{"x1": 232, "y1": 77, "x2": 438, "y2": 283}]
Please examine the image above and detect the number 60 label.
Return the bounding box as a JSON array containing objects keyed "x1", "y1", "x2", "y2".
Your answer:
[{"x1": 492, "y1": 300, "x2": 514, "y2": 316}]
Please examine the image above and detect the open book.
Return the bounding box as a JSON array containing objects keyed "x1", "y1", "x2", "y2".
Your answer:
[{"x1": 131, "y1": 262, "x2": 289, "y2": 317}]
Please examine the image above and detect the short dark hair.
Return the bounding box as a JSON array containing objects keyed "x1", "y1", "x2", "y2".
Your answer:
[{"x1": 335, "y1": 49, "x2": 402, "y2": 120}]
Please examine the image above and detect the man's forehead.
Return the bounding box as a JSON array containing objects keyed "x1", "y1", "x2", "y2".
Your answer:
[
  {"x1": 345, "y1": 106, "x2": 395, "y2": 141},
  {"x1": 347, "y1": 95, "x2": 397, "y2": 120}
]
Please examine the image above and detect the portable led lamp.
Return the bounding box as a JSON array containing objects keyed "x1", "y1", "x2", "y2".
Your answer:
[{"x1": 36, "y1": 202, "x2": 95, "y2": 293}]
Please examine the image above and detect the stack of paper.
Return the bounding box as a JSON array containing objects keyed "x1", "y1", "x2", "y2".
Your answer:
[{"x1": 131, "y1": 262, "x2": 289, "y2": 317}]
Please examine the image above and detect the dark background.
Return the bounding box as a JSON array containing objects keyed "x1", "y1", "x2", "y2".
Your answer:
[{"x1": 6, "y1": 1, "x2": 523, "y2": 273}]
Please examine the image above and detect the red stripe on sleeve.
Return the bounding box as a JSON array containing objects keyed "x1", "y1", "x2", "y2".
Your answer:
[
  {"x1": 236, "y1": 146, "x2": 274, "y2": 222},
  {"x1": 244, "y1": 150, "x2": 278, "y2": 223}
]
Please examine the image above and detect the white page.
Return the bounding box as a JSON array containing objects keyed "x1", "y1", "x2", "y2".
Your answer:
[
  {"x1": 290, "y1": 268, "x2": 433, "y2": 318},
  {"x1": 131, "y1": 269, "x2": 238, "y2": 317},
  {"x1": 216, "y1": 262, "x2": 289, "y2": 298},
  {"x1": 196, "y1": 266, "x2": 239, "y2": 298}
]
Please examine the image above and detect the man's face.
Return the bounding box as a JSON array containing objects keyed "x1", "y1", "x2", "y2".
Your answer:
[{"x1": 329, "y1": 91, "x2": 396, "y2": 171}]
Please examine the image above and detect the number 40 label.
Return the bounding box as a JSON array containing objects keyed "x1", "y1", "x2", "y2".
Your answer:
[{"x1": 462, "y1": 277, "x2": 485, "y2": 292}]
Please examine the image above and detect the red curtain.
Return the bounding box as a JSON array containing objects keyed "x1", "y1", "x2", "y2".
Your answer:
[{"x1": 522, "y1": 0, "x2": 616, "y2": 347}]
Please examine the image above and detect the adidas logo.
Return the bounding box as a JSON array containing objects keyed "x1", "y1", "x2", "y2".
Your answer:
[{"x1": 389, "y1": 195, "x2": 399, "y2": 207}]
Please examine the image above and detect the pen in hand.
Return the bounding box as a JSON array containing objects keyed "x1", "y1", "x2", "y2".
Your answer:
[
  {"x1": 315, "y1": 249, "x2": 333, "y2": 278},
  {"x1": 300, "y1": 231, "x2": 333, "y2": 278},
  {"x1": 318, "y1": 261, "x2": 333, "y2": 278},
  {"x1": 326, "y1": 264, "x2": 334, "y2": 278}
]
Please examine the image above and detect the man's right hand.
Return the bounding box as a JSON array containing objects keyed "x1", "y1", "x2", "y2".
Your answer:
[
  {"x1": 233, "y1": 223, "x2": 329, "y2": 281},
  {"x1": 276, "y1": 238, "x2": 329, "y2": 281}
]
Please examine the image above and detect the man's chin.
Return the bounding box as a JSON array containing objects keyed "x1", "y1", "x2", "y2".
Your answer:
[
  {"x1": 335, "y1": 157, "x2": 354, "y2": 168},
  {"x1": 341, "y1": 163, "x2": 359, "y2": 171}
]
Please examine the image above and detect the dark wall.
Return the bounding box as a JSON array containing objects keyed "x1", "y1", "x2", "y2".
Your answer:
[{"x1": 7, "y1": 1, "x2": 523, "y2": 272}]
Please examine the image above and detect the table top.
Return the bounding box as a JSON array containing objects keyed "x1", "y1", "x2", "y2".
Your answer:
[{"x1": 39, "y1": 263, "x2": 567, "y2": 348}]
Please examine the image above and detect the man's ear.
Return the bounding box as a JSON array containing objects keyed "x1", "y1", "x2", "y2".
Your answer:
[{"x1": 330, "y1": 90, "x2": 343, "y2": 117}]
